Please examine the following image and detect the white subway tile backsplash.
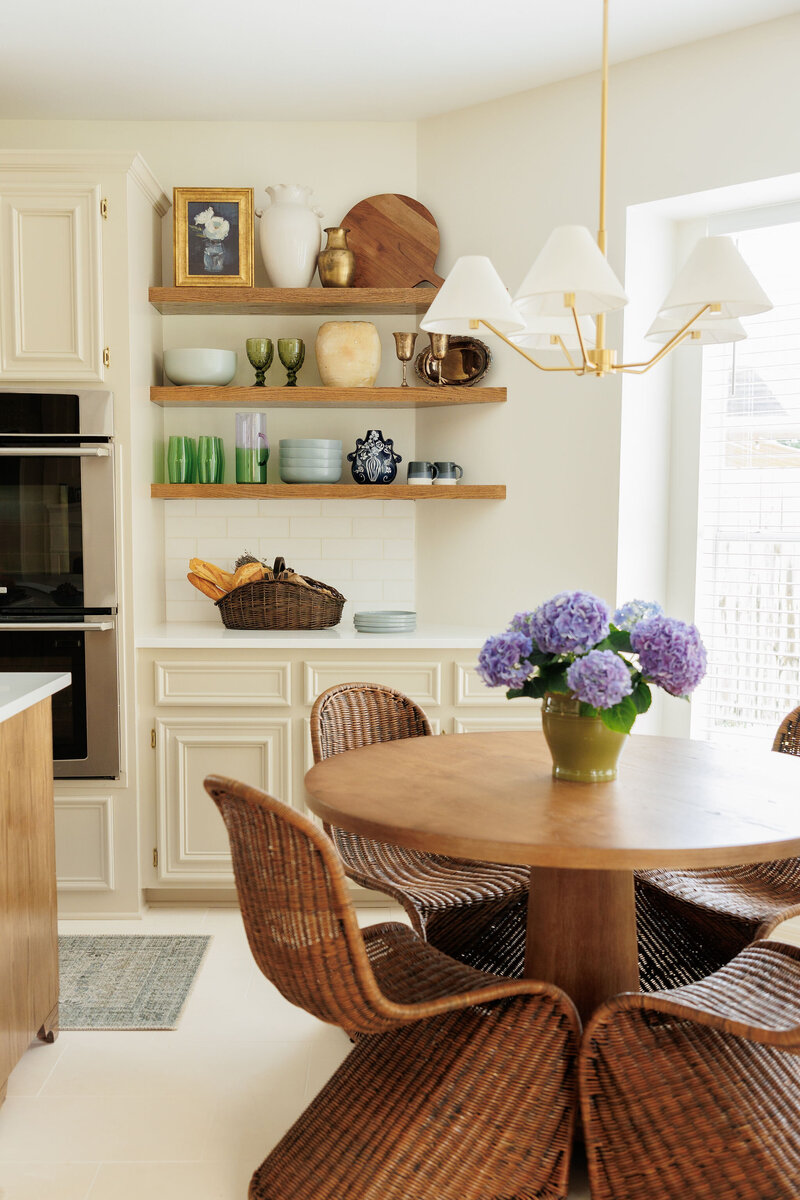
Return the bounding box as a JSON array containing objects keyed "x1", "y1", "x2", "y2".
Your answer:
[
  {"x1": 353, "y1": 559, "x2": 415, "y2": 581},
  {"x1": 289, "y1": 517, "x2": 352, "y2": 539},
  {"x1": 383, "y1": 539, "x2": 414, "y2": 560},
  {"x1": 165, "y1": 516, "x2": 227, "y2": 539},
  {"x1": 163, "y1": 499, "x2": 415, "y2": 620},
  {"x1": 322, "y1": 538, "x2": 382, "y2": 559},
  {"x1": 353, "y1": 518, "x2": 413, "y2": 539},
  {"x1": 321, "y1": 500, "x2": 384, "y2": 517},
  {"x1": 196, "y1": 499, "x2": 260, "y2": 517},
  {"x1": 226, "y1": 517, "x2": 271, "y2": 540},
  {"x1": 258, "y1": 499, "x2": 322, "y2": 517}
]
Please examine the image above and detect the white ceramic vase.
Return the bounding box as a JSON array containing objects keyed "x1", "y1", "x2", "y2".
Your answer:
[
  {"x1": 256, "y1": 184, "x2": 323, "y2": 288},
  {"x1": 315, "y1": 322, "x2": 382, "y2": 388}
]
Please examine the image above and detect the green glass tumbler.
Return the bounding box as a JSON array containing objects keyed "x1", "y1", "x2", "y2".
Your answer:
[
  {"x1": 212, "y1": 436, "x2": 225, "y2": 483},
  {"x1": 197, "y1": 435, "x2": 222, "y2": 484},
  {"x1": 167, "y1": 436, "x2": 196, "y2": 483}
]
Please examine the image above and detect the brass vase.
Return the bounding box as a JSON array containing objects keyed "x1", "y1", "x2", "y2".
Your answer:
[
  {"x1": 318, "y1": 227, "x2": 355, "y2": 288},
  {"x1": 541, "y1": 692, "x2": 627, "y2": 783}
]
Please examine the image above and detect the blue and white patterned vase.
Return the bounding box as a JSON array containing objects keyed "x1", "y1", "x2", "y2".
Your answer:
[{"x1": 347, "y1": 429, "x2": 402, "y2": 485}]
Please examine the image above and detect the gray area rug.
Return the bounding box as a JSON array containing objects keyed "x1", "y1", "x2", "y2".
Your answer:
[{"x1": 58, "y1": 934, "x2": 211, "y2": 1030}]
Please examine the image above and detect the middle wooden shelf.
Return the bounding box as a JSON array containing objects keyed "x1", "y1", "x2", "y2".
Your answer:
[{"x1": 150, "y1": 385, "x2": 506, "y2": 409}]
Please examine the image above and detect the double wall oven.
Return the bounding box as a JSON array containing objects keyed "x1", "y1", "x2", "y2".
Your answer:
[{"x1": 0, "y1": 389, "x2": 120, "y2": 777}]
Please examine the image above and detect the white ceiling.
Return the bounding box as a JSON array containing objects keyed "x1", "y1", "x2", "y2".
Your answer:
[{"x1": 2, "y1": 0, "x2": 800, "y2": 123}]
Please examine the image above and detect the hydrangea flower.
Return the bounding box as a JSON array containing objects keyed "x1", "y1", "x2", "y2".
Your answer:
[
  {"x1": 631, "y1": 615, "x2": 707, "y2": 696},
  {"x1": 476, "y1": 631, "x2": 533, "y2": 688},
  {"x1": 530, "y1": 591, "x2": 610, "y2": 656},
  {"x1": 566, "y1": 650, "x2": 633, "y2": 709},
  {"x1": 508, "y1": 611, "x2": 538, "y2": 640},
  {"x1": 613, "y1": 599, "x2": 664, "y2": 631}
]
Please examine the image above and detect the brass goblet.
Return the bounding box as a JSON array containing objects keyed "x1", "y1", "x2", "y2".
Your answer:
[
  {"x1": 429, "y1": 332, "x2": 450, "y2": 386},
  {"x1": 277, "y1": 338, "x2": 305, "y2": 387},
  {"x1": 246, "y1": 337, "x2": 274, "y2": 387},
  {"x1": 392, "y1": 332, "x2": 418, "y2": 388}
]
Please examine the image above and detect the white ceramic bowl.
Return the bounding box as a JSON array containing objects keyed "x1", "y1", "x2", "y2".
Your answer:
[
  {"x1": 279, "y1": 438, "x2": 342, "y2": 450},
  {"x1": 163, "y1": 348, "x2": 237, "y2": 387},
  {"x1": 279, "y1": 463, "x2": 343, "y2": 484},
  {"x1": 278, "y1": 451, "x2": 340, "y2": 465}
]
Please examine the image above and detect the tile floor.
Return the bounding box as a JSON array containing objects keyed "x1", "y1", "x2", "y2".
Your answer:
[
  {"x1": 0, "y1": 904, "x2": 591, "y2": 1200},
  {"x1": 4, "y1": 906, "x2": 799, "y2": 1200}
]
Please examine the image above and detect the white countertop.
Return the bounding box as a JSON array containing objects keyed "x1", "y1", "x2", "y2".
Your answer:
[
  {"x1": 0, "y1": 672, "x2": 71, "y2": 724},
  {"x1": 135, "y1": 622, "x2": 489, "y2": 649}
]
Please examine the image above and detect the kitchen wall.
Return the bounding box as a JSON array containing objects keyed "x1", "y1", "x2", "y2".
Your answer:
[
  {"x1": 3, "y1": 12, "x2": 800, "y2": 636},
  {"x1": 415, "y1": 13, "x2": 800, "y2": 628},
  {"x1": 0, "y1": 118, "x2": 419, "y2": 625}
]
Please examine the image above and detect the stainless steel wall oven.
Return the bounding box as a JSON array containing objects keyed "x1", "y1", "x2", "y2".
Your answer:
[{"x1": 0, "y1": 389, "x2": 119, "y2": 777}]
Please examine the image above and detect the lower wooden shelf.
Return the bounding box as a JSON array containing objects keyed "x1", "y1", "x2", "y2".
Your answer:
[{"x1": 151, "y1": 484, "x2": 506, "y2": 500}]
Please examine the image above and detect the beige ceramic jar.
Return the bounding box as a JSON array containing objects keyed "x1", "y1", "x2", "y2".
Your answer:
[{"x1": 315, "y1": 321, "x2": 381, "y2": 388}]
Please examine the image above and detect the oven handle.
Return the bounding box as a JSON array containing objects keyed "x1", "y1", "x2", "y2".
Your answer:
[
  {"x1": 0, "y1": 621, "x2": 114, "y2": 631},
  {"x1": 0, "y1": 446, "x2": 110, "y2": 457}
]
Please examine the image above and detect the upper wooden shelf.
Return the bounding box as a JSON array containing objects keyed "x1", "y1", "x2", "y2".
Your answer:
[
  {"x1": 151, "y1": 484, "x2": 506, "y2": 500},
  {"x1": 149, "y1": 286, "x2": 439, "y2": 316},
  {"x1": 150, "y1": 385, "x2": 506, "y2": 409}
]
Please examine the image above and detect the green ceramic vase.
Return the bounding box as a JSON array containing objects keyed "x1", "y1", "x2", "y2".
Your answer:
[{"x1": 541, "y1": 692, "x2": 627, "y2": 783}]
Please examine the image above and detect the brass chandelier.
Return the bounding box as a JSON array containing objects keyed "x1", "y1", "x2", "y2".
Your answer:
[{"x1": 421, "y1": 0, "x2": 772, "y2": 377}]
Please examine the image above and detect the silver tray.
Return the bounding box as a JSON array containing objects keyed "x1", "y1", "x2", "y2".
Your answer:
[{"x1": 414, "y1": 336, "x2": 492, "y2": 387}]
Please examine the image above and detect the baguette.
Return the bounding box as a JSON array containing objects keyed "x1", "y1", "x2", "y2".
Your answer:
[
  {"x1": 187, "y1": 572, "x2": 227, "y2": 601},
  {"x1": 232, "y1": 561, "x2": 265, "y2": 588},
  {"x1": 189, "y1": 558, "x2": 235, "y2": 592}
]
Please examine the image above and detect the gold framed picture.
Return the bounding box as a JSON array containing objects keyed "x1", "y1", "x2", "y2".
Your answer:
[{"x1": 173, "y1": 187, "x2": 254, "y2": 287}]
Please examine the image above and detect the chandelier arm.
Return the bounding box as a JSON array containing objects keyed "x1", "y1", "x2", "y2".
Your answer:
[
  {"x1": 570, "y1": 306, "x2": 592, "y2": 368},
  {"x1": 619, "y1": 333, "x2": 694, "y2": 374},
  {"x1": 553, "y1": 335, "x2": 579, "y2": 370},
  {"x1": 480, "y1": 321, "x2": 597, "y2": 374},
  {"x1": 615, "y1": 304, "x2": 713, "y2": 371}
]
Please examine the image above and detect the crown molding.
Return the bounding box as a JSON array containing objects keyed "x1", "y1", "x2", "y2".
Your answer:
[{"x1": 0, "y1": 150, "x2": 170, "y2": 215}]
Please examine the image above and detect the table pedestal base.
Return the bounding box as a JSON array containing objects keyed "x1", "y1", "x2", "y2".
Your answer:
[{"x1": 525, "y1": 867, "x2": 639, "y2": 1022}]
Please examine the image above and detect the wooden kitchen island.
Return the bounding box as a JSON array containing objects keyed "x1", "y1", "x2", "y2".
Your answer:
[{"x1": 0, "y1": 672, "x2": 70, "y2": 1105}]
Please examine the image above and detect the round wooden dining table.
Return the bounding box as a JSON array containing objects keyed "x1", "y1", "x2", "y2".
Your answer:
[{"x1": 304, "y1": 730, "x2": 800, "y2": 1020}]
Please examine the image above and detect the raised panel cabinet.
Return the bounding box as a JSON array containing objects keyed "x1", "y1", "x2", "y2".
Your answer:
[
  {"x1": 0, "y1": 184, "x2": 104, "y2": 380},
  {"x1": 155, "y1": 716, "x2": 291, "y2": 883}
]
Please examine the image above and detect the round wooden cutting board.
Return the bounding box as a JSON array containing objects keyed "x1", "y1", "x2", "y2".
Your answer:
[{"x1": 339, "y1": 193, "x2": 444, "y2": 288}]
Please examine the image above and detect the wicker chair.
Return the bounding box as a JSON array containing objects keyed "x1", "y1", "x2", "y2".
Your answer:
[
  {"x1": 309, "y1": 682, "x2": 531, "y2": 976},
  {"x1": 581, "y1": 938, "x2": 800, "y2": 1199},
  {"x1": 204, "y1": 774, "x2": 580, "y2": 1200},
  {"x1": 634, "y1": 704, "x2": 800, "y2": 989}
]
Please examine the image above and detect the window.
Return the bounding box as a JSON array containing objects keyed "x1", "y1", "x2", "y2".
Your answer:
[{"x1": 692, "y1": 220, "x2": 800, "y2": 743}]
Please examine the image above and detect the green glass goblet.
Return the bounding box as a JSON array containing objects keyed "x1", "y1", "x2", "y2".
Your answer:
[
  {"x1": 277, "y1": 338, "x2": 305, "y2": 387},
  {"x1": 246, "y1": 337, "x2": 274, "y2": 387}
]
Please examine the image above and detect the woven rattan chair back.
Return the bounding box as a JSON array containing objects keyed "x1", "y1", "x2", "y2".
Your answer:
[
  {"x1": 773, "y1": 704, "x2": 800, "y2": 755},
  {"x1": 204, "y1": 774, "x2": 403, "y2": 1032},
  {"x1": 310, "y1": 681, "x2": 431, "y2": 762}
]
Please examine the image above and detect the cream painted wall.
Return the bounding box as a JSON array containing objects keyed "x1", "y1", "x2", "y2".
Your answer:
[{"x1": 415, "y1": 14, "x2": 800, "y2": 627}]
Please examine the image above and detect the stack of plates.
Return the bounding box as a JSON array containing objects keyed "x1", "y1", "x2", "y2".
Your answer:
[
  {"x1": 279, "y1": 439, "x2": 342, "y2": 484},
  {"x1": 354, "y1": 610, "x2": 417, "y2": 633}
]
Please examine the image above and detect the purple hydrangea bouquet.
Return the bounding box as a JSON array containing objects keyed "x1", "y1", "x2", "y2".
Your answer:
[{"x1": 477, "y1": 591, "x2": 707, "y2": 735}]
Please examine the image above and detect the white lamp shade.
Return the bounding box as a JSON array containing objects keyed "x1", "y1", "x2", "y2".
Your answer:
[
  {"x1": 645, "y1": 314, "x2": 747, "y2": 346},
  {"x1": 420, "y1": 255, "x2": 524, "y2": 335},
  {"x1": 658, "y1": 236, "x2": 772, "y2": 321},
  {"x1": 510, "y1": 309, "x2": 596, "y2": 351},
  {"x1": 514, "y1": 225, "x2": 628, "y2": 317}
]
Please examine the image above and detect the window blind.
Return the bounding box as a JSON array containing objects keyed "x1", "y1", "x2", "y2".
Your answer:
[{"x1": 692, "y1": 221, "x2": 800, "y2": 744}]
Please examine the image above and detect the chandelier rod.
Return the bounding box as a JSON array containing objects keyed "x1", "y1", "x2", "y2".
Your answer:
[{"x1": 595, "y1": 0, "x2": 610, "y2": 358}]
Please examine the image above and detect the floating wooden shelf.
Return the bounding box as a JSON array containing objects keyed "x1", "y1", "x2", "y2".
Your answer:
[
  {"x1": 149, "y1": 286, "x2": 438, "y2": 316},
  {"x1": 151, "y1": 484, "x2": 506, "y2": 500},
  {"x1": 150, "y1": 385, "x2": 506, "y2": 409}
]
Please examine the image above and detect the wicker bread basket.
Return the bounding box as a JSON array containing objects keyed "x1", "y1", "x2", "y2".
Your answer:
[{"x1": 215, "y1": 556, "x2": 346, "y2": 630}]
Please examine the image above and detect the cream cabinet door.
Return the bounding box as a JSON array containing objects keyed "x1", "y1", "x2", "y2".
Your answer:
[
  {"x1": 0, "y1": 184, "x2": 104, "y2": 380},
  {"x1": 155, "y1": 717, "x2": 291, "y2": 883}
]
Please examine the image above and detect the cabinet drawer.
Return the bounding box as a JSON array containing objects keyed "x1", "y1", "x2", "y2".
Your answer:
[
  {"x1": 155, "y1": 660, "x2": 291, "y2": 706},
  {"x1": 304, "y1": 661, "x2": 441, "y2": 707}
]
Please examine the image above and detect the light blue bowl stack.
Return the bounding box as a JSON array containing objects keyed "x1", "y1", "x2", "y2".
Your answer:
[
  {"x1": 279, "y1": 439, "x2": 342, "y2": 484},
  {"x1": 354, "y1": 610, "x2": 417, "y2": 633}
]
